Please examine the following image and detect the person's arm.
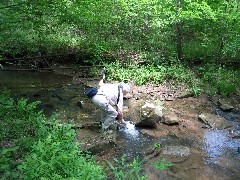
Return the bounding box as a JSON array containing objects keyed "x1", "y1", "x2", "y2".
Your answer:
[
  {"x1": 98, "y1": 73, "x2": 106, "y2": 88},
  {"x1": 116, "y1": 109, "x2": 125, "y2": 124},
  {"x1": 98, "y1": 78, "x2": 104, "y2": 88},
  {"x1": 116, "y1": 92, "x2": 126, "y2": 124}
]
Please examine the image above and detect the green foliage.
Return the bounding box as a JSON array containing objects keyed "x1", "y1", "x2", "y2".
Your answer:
[
  {"x1": 216, "y1": 82, "x2": 237, "y2": 97},
  {"x1": 0, "y1": 90, "x2": 45, "y2": 179},
  {"x1": 105, "y1": 61, "x2": 194, "y2": 86},
  {"x1": 1, "y1": 0, "x2": 239, "y2": 63},
  {"x1": 0, "y1": 146, "x2": 20, "y2": 179},
  {"x1": 152, "y1": 158, "x2": 174, "y2": 171},
  {"x1": 0, "y1": 91, "x2": 147, "y2": 179},
  {"x1": 151, "y1": 143, "x2": 173, "y2": 171},
  {"x1": 197, "y1": 63, "x2": 239, "y2": 96},
  {"x1": 190, "y1": 81, "x2": 202, "y2": 97},
  {"x1": 18, "y1": 121, "x2": 106, "y2": 180},
  {"x1": 106, "y1": 155, "x2": 147, "y2": 180},
  {"x1": 154, "y1": 143, "x2": 161, "y2": 149},
  {"x1": 0, "y1": 90, "x2": 44, "y2": 148}
]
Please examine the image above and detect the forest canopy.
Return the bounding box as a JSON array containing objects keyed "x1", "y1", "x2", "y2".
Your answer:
[{"x1": 0, "y1": 0, "x2": 239, "y2": 64}]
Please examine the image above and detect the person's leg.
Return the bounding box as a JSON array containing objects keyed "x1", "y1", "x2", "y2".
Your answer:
[
  {"x1": 101, "y1": 105, "x2": 118, "y2": 129},
  {"x1": 91, "y1": 95, "x2": 118, "y2": 129}
]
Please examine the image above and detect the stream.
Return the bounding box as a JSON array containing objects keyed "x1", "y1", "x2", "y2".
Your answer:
[{"x1": 1, "y1": 70, "x2": 239, "y2": 180}]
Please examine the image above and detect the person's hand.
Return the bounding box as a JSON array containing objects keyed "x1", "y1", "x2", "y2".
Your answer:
[{"x1": 121, "y1": 119, "x2": 126, "y2": 124}]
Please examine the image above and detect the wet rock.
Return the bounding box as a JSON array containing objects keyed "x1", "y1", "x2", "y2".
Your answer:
[
  {"x1": 129, "y1": 100, "x2": 163, "y2": 128},
  {"x1": 228, "y1": 134, "x2": 240, "y2": 139},
  {"x1": 229, "y1": 112, "x2": 240, "y2": 122},
  {"x1": 132, "y1": 94, "x2": 141, "y2": 100},
  {"x1": 228, "y1": 130, "x2": 240, "y2": 139},
  {"x1": 198, "y1": 113, "x2": 232, "y2": 129},
  {"x1": 162, "y1": 146, "x2": 190, "y2": 156},
  {"x1": 218, "y1": 100, "x2": 234, "y2": 111},
  {"x1": 144, "y1": 146, "x2": 162, "y2": 159},
  {"x1": 162, "y1": 111, "x2": 180, "y2": 125},
  {"x1": 211, "y1": 97, "x2": 235, "y2": 111},
  {"x1": 177, "y1": 91, "x2": 193, "y2": 99},
  {"x1": 220, "y1": 104, "x2": 234, "y2": 112}
]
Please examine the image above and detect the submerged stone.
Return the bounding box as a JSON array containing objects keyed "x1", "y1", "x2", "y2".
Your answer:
[
  {"x1": 198, "y1": 113, "x2": 232, "y2": 129},
  {"x1": 162, "y1": 146, "x2": 190, "y2": 156}
]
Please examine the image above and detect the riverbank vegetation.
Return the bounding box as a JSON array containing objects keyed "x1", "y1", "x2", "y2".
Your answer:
[
  {"x1": 102, "y1": 61, "x2": 240, "y2": 96},
  {"x1": 1, "y1": 0, "x2": 239, "y2": 96},
  {"x1": 0, "y1": 91, "x2": 150, "y2": 179}
]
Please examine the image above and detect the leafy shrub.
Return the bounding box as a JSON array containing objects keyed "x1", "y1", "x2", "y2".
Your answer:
[
  {"x1": 152, "y1": 158, "x2": 174, "y2": 171},
  {"x1": 106, "y1": 155, "x2": 147, "y2": 180},
  {"x1": 190, "y1": 81, "x2": 202, "y2": 97},
  {"x1": 197, "y1": 64, "x2": 239, "y2": 96},
  {"x1": 216, "y1": 82, "x2": 237, "y2": 97},
  {"x1": 1, "y1": 91, "x2": 148, "y2": 179},
  {"x1": 0, "y1": 146, "x2": 20, "y2": 179},
  {"x1": 0, "y1": 90, "x2": 43, "y2": 148},
  {"x1": 103, "y1": 61, "x2": 194, "y2": 86},
  {"x1": 0, "y1": 90, "x2": 45, "y2": 179},
  {"x1": 18, "y1": 121, "x2": 106, "y2": 180}
]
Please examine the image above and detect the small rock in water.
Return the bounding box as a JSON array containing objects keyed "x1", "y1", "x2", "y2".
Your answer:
[{"x1": 162, "y1": 146, "x2": 190, "y2": 156}]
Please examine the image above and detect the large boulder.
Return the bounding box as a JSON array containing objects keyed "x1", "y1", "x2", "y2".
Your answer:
[{"x1": 127, "y1": 99, "x2": 163, "y2": 128}]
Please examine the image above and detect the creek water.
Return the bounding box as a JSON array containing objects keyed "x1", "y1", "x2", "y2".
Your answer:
[{"x1": 1, "y1": 70, "x2": 239, "y2": 179}]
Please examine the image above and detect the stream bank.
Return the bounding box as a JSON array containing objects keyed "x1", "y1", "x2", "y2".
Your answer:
[{"x1": 0, "y1": 67, "x2": 239, "y2": 179}]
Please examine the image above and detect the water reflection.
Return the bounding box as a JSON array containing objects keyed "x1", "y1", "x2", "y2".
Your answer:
[
  {"x1": 203, "y1": 108, "x2": 240, "y2": 171},
  {"x1": 204, "y1": 130, "x2": 229, "y2": 158},
  {"x1": 0, "y1": 70, "x2": 72, "y2": 89}
]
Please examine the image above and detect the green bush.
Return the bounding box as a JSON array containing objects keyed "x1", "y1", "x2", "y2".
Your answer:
[
  {"x1": 197, "y1": 64, "x2": 239, "y2": 96},
  {"x1": 18, "y1": 121, "x2": 106, "y2": 180},
  {"x1": 106, "y1": 155, "x2": 147, "y2": 180},
  {"x1": 103, "y1": 61, "x2": 194, "y2": 86},
  {"x1": 0, "y1": 91, "x2": 43, "y2": 147},
  {"x1": 1, "y1": 91, "x2": 145, "y2": 179},
  {"x1": 0, "y1": 90, "x2": 45, "y2": 179},
  {"x1": 216, "y1": 82, "x2": 237, "y2": 97},
  {"x1": 152, "y1": 158, "x2": 174, "y2": 171}
]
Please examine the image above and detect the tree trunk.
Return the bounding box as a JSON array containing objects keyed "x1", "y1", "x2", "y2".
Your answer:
[{"x1": 176, "y1": 0, "x2": 183, "y2": 60}]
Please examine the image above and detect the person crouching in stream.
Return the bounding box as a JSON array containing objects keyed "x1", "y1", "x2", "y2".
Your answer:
[{"x1": 91, "y1": 74, "x2": 131, "y2": 135}]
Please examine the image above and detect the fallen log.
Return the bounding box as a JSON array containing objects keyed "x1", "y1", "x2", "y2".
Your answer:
[{"x1": 0, "y1": 53, "x2": 76, "y2": 62}]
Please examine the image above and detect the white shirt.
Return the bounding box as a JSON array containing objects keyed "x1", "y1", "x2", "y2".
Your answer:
[{"x1": 99, "y1": 83, "x2": 123, "y2": 111}]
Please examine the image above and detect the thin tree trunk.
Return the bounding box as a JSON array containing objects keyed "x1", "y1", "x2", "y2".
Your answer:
[{"x1": 176, "y1": 0, "x2": 183, "y2": 60}]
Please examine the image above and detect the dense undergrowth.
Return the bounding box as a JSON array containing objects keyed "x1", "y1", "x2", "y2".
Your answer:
[
  {"x1": 0, "y1": 90, "x2": 173, "y2": 179},
  {"x1": 91, "y1": 61, "x2": 240, "y2": 97}
]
